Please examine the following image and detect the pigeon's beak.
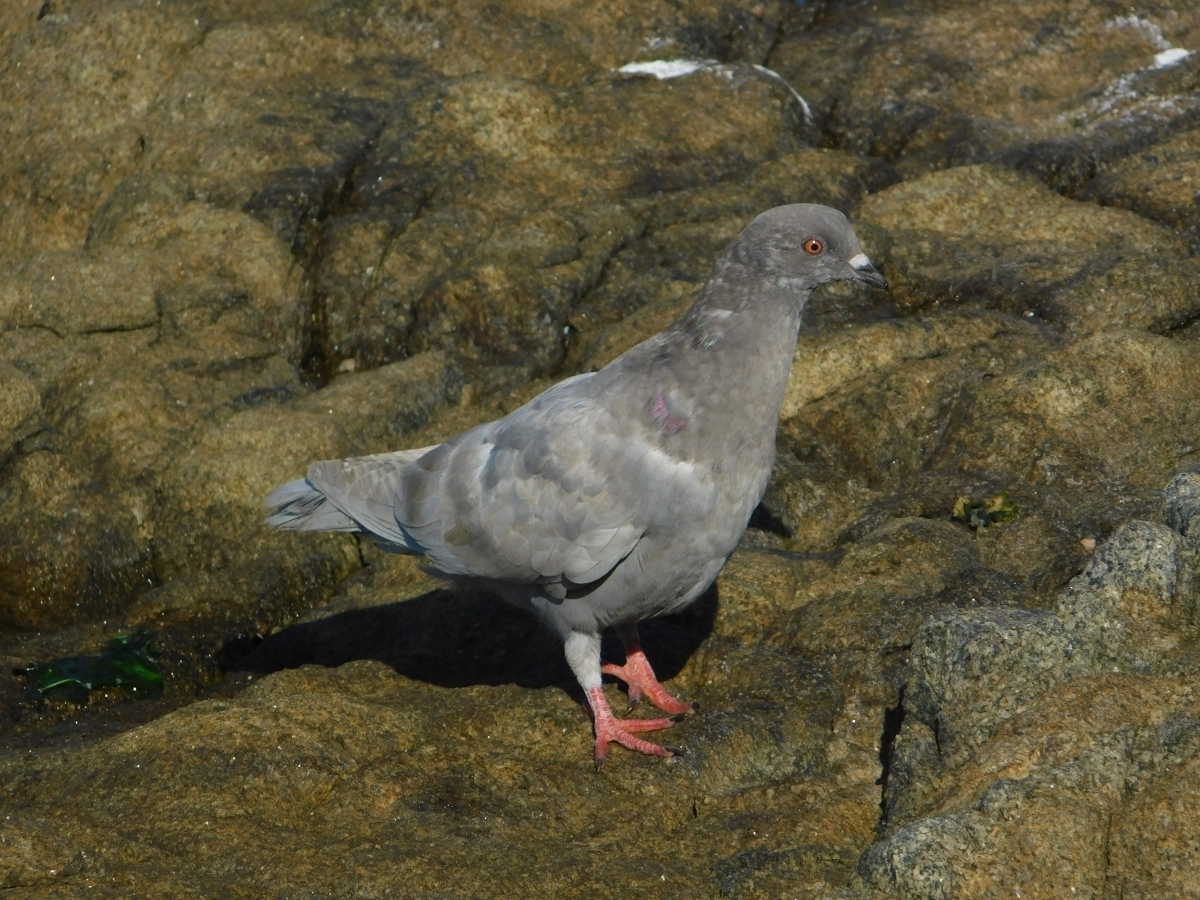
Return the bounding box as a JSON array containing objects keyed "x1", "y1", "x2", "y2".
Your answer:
[{"x1": 847, "y1": 253, "x2": 889, "y2": 291}]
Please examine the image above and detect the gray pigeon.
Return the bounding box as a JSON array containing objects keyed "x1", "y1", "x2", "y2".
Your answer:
[{"x1": 265, "y1": 204, "x2": 888, "y2": 768}]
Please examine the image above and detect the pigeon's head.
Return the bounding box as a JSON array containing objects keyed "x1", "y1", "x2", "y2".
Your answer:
[{"x1": 726, "y1": 203, "x2": 888, "y2": 292}]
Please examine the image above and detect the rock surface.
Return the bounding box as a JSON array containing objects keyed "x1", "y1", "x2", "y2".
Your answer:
[{"x1": 2, "y1": 1, "x2": 1200, "y2": 897}]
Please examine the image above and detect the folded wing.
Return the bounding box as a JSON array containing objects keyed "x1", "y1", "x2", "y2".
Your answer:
[
  {"x1": 393, "y1": 386, "x2": 651, "y2": 590},
  {"x1": 268, "y1": 375, "x2": 713, "y2": 593}
]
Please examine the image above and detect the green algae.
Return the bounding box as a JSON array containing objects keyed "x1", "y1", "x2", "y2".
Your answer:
[
  {"x1": 16, "y1": 630, "x2": 163, "y2": 703},
  {"x1": 952, "y1": 491, "x2": 1019, "y2": 531}
]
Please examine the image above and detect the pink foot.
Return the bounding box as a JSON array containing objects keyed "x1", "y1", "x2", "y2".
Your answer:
[
  {"x1": 585, "y1": 686, "x2": 683, "y2": 770},
  {"x1": 601, "y1": 640, "x2": 699, "y2": 716}
]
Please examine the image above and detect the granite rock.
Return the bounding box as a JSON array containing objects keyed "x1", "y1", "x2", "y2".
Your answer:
[{"x1": 3, "y1": 0, "x2": 1200, "y2": 897}]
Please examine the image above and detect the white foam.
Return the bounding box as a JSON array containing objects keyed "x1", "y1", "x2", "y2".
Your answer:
[
  {"x1": 1065, "y1": 28, "x2": 1194, "y2": 121},
  {"x1": 1153, "y1": 47, "x2": 1192, "y2": 69},
  {"x1": 617, "y1": 59, "x2": 712, "y2": 79},
  {"x1": 617, "y1": 59, "x2": 813, "y2": 122}
]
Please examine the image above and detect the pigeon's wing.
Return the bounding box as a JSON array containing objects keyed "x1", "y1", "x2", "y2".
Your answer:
[
  {"x1": 393, "y1": 381, "x2": 707, "y2": 588},
  {"x1": 290, "y1": 370, "x2": 597, "y2": 542},
  {"x1": 272, "y1": 374, "x2": 715, "y2": 587}
]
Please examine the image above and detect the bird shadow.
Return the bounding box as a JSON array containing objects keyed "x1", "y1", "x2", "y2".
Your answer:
[{"x1": 225, "y1": 581, "x2": 719, "y2": 698}]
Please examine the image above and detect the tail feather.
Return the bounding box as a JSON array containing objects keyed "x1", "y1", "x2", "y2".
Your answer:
[
  {"x1": 263, "y1": 446, "x2": 439, "y2": 550},
  {"x1": 264, "y1": 478, "x2": 360, "y2": 532}
]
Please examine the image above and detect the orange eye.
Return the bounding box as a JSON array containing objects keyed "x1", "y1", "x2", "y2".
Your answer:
[{"x1": 803, "y1": 238, "x2": 824, "y2": 255}]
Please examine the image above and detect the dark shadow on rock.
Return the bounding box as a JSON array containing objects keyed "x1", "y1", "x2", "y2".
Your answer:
[
  {"x1": 609, "y1": 581, "x2": 720, "y2": 686},
  {"x1": 227, "y1": 582, "x2": 719, "y2": 696}
]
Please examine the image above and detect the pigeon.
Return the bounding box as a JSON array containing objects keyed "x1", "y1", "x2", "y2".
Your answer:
[{"x1": 265, "y1": 204, "x2": 888, "y2": 768}]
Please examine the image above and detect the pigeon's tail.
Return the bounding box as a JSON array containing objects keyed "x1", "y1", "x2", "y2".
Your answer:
[
  {"x1": 264, "y1": 479, "x2": 361, "y2": 532},
  {"x1": 264, "y1": 446, "x2": 439, "y2": 553}
]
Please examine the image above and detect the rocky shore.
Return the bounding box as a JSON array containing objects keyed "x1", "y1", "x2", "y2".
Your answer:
[{"x1": 2, "y1": 1, "x2": 1199, "y2": 896}]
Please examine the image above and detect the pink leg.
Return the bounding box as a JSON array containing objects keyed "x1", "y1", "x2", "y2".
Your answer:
[
  {"x1": 585, "y1": 686, "x2": 683, "y2": 771},
  {"x1": 600, "y1": 629, "x2": 699, "y2": 716}
]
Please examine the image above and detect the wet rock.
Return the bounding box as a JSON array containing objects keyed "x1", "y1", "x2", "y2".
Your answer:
[
  {"x1": 764, "y1": 309, "x2": 1049, "y2": 552},
  {"x1": 946, "y1": 329, "x2": 1200, "y2": 533},
  {"x1": 0, "y1": 655, "x2": 855, "y2": 898},
  {"x1": 314, "y1": 65, "x2": 816, "y2": 375},
  {"x1": 0, "y1": 361, "x2": 41, "y2": 460},
  {"x1": 1083, "y1": 125, "x2": 1200, "y2": 248},
  {"x1": 781, "y1": 310, "x2": 1013, "y2": 420},
  {"x1": 767, "y1": 306, "x2": 1200, "y2": 608},
  {"x1": 0, "y1": 813, "x2": 85, "y2": 889},
  {"x1": 0, "y1": 192, "x2": 307, "y2": 629},
  {"x1": 768, "y1": 2, "x2": 1200, "y2": 186},
  {"x1": 1041, "y1": 253, "x2": 1200, "y2": 336},
  {"x1": 0, "y1": 0, "x2": 877, "y2": 640},
  {"x1": 856, "y1": 164, "x2": 1187, "y2": 317},
  {"x1": 0, "y1": 2, "x2": 206, "y2": 260},
  {"x1": 155, "y1": 350, "x2": 458, "y2": 577}
]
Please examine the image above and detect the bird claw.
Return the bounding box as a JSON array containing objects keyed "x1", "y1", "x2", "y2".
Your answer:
[
  {"x1": 593, "y1": 730, "x2": 682, "y2": 771},
  {"x1": 600, "y1": 649, "x2": 697, "y2": 717},
  {"x1": 587, "y1": 685, "x2": 680, "y2": 770},
  {"x1": 588, "y1": 634, "x2": 700, "y2": 767}
]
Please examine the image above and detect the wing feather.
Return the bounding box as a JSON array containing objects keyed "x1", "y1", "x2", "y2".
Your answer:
[{"x1": 393, "y1": 378, "x2": 675, "y2": 587}]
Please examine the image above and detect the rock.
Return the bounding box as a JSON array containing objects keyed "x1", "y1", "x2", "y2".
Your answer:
[
  {"x1": 1054, "y1": 521, "x2": 1190, "y2": 671},
  {"x1": 857, "y1": 815, "x2": 966, "y2": 900},
  {"x1": 780, "y1": 310, "x2": 1014, "y2": 420},
  {"x1": 1083, "y1": 125, "x2": 1200, "y2": 248},
  {"x1": 1041, "y1": 254, "x2": 1200, "y2": 336},
  {"x1": 1164, "y1": 472, "x2": 1200, "y2": 536},
  {"x1": 4, "y1": 0, "x2": 1200, "y2": 895},
  {"x1": 1105, "y1": 730, "x2": 1200, "y2": 898},
  {"x1": 770, "y1": 311, "x2": 1051, "y2": 549},
  {"x1": 156, "y1": 351, "x2": 459, "y2": 579},
  {"x1": 769, "y1": 313, "x2": 1200, "y2": 607},
  {"x1": 863, "y1": 672, "x2": 1200, "y2": 899},
  {"x1": 768, "y1": 3, "x2": 1200, "y2": 185},
  {"x1": 0, "y1": 194, "x2": 307, "y2": 629},
  {"x1": 904, "y1": 608, "x2": 1074, "y2": 770},
  {"x1": 0, "y1": 361, "x2": 41, "y2": 460},
  {"x1": 317, "y1": 66, "x2": 817, "y2": 376},
  {"x1": 0, "y1": 3, "x2": 205, "y2": 260},
  {"x1": 861, "y1": 499, "x2": 1200, "y2": 898},
  {"x1": 0, "y1": 813, "x2": 85, "y2": 889},
  {"x1": 856, "y1": 164, "x2": 1187, "y2": 317}
]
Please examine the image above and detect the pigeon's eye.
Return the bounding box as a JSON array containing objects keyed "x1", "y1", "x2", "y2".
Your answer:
[{"x1": 803, "y1": 238, "x2": 824, "y2": 255}]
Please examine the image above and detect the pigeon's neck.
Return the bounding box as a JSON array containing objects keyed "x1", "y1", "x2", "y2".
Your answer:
[
  {"x1": 663, "y1": 272, "x2": 811, "y2": 453},
  {"x1": 690, "y1": 268, "x2": 812, "y2": 322}
]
